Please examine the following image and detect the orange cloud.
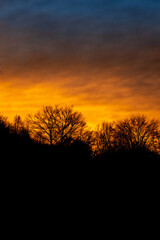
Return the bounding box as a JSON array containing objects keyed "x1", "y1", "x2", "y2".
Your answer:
[
  {"x1": 0, "y1": 0, "x2": 160, "y2": 127},
  {"x1": 1, "y1": 77, "x2": 160, "y2": 129}
]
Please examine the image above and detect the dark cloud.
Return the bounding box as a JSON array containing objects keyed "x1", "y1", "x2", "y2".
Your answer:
[{"x1": 0, "y1": 0, "x2": 160, "y2": 114}]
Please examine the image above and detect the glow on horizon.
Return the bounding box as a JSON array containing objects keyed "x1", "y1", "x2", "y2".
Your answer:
[
  {"x1": 0, "y1": 79, "x2": 160, "y2": 129},
  {"x1": 0, "y1": 1, "x2": 160, "y2": 128}
]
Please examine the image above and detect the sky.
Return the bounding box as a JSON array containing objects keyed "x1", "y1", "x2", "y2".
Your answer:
[{"x1": 0, "y1": 0, "x2": 160, "y2": 128}]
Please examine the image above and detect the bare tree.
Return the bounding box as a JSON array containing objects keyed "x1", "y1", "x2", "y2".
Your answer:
[
  {"x1": 92, "y1": 115, "x2": 160, "y2": 156},
  {"x1": 93, "y1": 122, "x2": 115, "y2": 155},
  {"x1": 114, "y1": 115, "x2": 160, "y2": 152},
  {"x1": 0, "y1": 115, "x2": 8, "y2": 125},
  {"x1": 27, "y1": 105, "x2": 87, "y2": 145},
  {"x1": 0, "y1": 115, "x2": 10, "y2": 146},
  {"x1": 12, "y1": 115, "x2": 24, "y2": 134}
]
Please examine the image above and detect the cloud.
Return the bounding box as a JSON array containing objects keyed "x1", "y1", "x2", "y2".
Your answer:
[{"x1": 0, "y1": 0, "x2": 160, "y2": 123}]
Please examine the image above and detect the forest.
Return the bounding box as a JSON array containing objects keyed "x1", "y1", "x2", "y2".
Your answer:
[{"x1": 1, "y1": 105, "x2": 160, "y2": 163}]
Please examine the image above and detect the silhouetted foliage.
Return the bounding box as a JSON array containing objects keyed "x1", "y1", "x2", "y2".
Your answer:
[
  {"x1": 93, "y1": 122, "x2": 115, "y2": 155},
  {"x1": 27, "y1": 105, "x2": 87, "y2": 145},
  {"x1": 0, "y1": 115, "x2": 10, "y2": 146},
  {"x1": 93, "y1": 115, "x2": 160, "y2": 161},
  {"x1": 114, "y1": 115, "x2": 160, "y2": 152},
  {"x1": 66, "y1": 139, "x2": 92, "y2": 161},
  {"x1": 0, "y1": 110, "x2": 160, "y2": 162}
]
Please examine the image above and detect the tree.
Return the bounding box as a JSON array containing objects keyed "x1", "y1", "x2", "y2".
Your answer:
[
  {"x1": 93, "y1": 122, "x2": 115, "y2": 155},
  {"x1": 0, "y1": 115, "x2": 9, "y2": 137},
  {"x1": 27, "y1": 105, "x2": 87, "y2": 145},
  {"x1": 11, "y1": 115, "x2": 31, "y2": 142},
  {"x1": 12, "y1": 115, "x2": 24, "y2": 134},
  {"x1": 114, "y1": 115, "x2": 160, "y2": 152}
]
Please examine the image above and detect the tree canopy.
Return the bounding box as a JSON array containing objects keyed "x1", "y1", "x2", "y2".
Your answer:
[
  {"x1": 27, "y1": 105, "x2": 87, "y2": 145},
  {"x1": 0, "y1": 108, "x2": 160, "y2": 161}
]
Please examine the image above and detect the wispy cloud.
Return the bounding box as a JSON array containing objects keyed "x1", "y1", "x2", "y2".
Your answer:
[{"x1": 0, "y1": 0, "x2": 160, "y2": 124}]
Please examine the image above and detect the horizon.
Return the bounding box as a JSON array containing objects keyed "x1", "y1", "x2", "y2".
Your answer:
[{"x1": 0, "y1": 0, "x2": 160, "y2": 127}]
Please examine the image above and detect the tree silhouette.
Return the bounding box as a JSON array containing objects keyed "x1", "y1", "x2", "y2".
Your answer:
[
  {"x1": 0, "y1": 109, "x2": 160, "y2": 161},
  {"x1": 114, "y1": 115, "x2": 160, "y2": 153},
  {"x1": 0, "y1": 115, "x2": 10, "y2": 145},
  {"x1": 93, "y1": 122, "x2": 115, "y2": 155},
  {"x1": 27, "y1": 105, "x2": 87, "y2": 145},
  {"x1": 12, "y1": 115, "x2": 24, "y2": 134},
  {"x1": 92, "y1": 115, "x2": 160, "y2": 160}
]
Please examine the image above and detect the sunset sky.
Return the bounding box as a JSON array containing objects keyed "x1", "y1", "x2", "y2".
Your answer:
[{"x1": 0, "y1": 0, "x2": 160, "y2": 128}]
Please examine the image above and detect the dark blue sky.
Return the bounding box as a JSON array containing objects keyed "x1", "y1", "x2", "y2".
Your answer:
[
  {"x1": 0, "y1": 0, "x2": 160, "y2": 122},
  {"x1": 1, "y1": 0, "x2": 160, "y2": 67}
]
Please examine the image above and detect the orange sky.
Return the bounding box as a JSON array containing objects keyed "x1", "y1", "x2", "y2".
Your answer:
[
  {"x1": 0, "y1": 1, "x2": 160, "y2": 128},
  {"x1": 0, "y1": 76, "x2": 160, "y2": 129}
]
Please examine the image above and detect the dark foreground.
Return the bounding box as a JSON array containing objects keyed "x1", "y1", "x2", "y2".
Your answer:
[
  {"x1": 1, "y1": 123, "x2": 160, "y2": 180},
  {"x1": 2, "y1": 139, "x2": 160, "y2": 174},
  {"x1": 2, "y1": 140, "x2": 160, "y2": 208}
]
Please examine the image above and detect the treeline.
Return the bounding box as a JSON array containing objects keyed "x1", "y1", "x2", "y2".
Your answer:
[{"x1": 0, "y1": 105, "x2": 160, "y2": 161}]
